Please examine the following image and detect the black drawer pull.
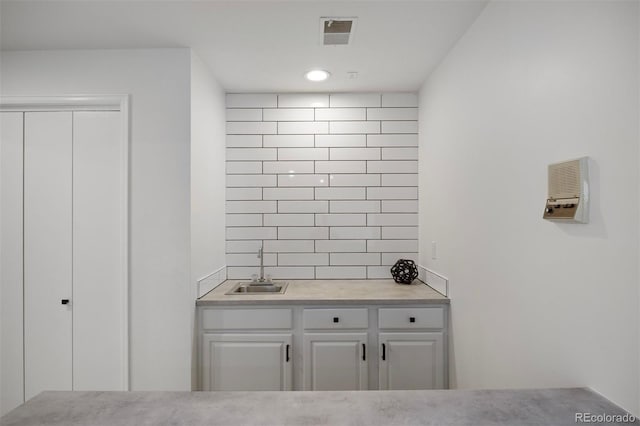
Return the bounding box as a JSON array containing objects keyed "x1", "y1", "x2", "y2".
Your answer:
[
  {"x1": 382, "y1": 343, "x2": 386, "y2": 361},
  {"x1": 333, "y1": 317, "x2": 339, "y2": 323},
  {"x1": 61, "y1": 299, "x2": 69, "y2": 305},
  {"x1": 286, "y1": 344, "x2": 290, "y2": 362},
  {"x1": 409, "y1": 317, "x2": 416, "y2": 323},
  {"x1": 362, "y1": 343, "x2": 366, "y2": 361}
]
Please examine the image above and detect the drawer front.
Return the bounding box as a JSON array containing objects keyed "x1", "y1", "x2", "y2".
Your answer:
[
  {"x1": 202, "y1": 308, "x2": 292, "y2": 330},
  {"x1": 304, "y1": 308, "x2": 368, "y2": 329},
  {"x1": 378, "y1": 307, "x2": 444, "y2": 329}
]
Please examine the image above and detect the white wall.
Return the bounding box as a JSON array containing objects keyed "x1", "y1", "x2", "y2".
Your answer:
[
  {"x1": 419, "y1": 0, "x2": 639, "y2": 415},
  {"x1": 1, "y1": 49, "x2": 193, "y2": 391},
  {"x1": 189, "y1": 52, "x2": 226, "y2": 388},
  {"x1": 225, "y1": 93, "x2": 419, "y2": 280}
]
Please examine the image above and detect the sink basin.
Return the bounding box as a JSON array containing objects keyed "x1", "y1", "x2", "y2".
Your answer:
[{"x1": 226, "y1": 281, "x2": 289, "y2": 295}]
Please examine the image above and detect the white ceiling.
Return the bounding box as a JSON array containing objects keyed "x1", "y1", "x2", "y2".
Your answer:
[{"x1": 0, "y1": 1, "x2": 488, "y2": 92}]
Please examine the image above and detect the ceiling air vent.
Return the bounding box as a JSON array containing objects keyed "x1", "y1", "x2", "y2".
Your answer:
[{"x1": 320, "y1": 17, "x2": 357, "y2": 46}]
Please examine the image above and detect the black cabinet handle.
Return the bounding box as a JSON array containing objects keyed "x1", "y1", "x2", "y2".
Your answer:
[
  {"x1": 409, "y1": 317, "x2": 416, "y2": 323},
  {"x1": 382, "y1": 343, "x2": 386, "y2": 361},
  {"x1": 333, "y1": 317, "x2": 339, "y2": 323},
  {"x1": 362, "y1": 343, "x2": 366, "y2": 361},
  {"x1": 61, "y1": 299, "x2": 69, "y2": 305},
  {"x1": 286, "y1": 344, "x2": 290, "y2": 362}
]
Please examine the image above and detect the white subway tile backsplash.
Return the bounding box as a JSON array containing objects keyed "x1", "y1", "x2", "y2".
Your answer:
[
  {"x1": 226, "y1": 214, "x2": 263, "y2": 227},
  {"x1": 278, "y1": 227, "x2": 328, "y2": 240},
  {"x1": 264, "y1": 240, "x2": 314, "y2": 253},
  {"x1": 381, "y1": 93, "x2": 418, "y2": 107},
  {"x1": 381, "y1": 121, "x2": 418, "y2": 134},
  {"x1": 329, "y1": 174, "x2": 380, "y2": 187},
  {"x1": 315, "y1": 108, "x2": 366, "y2": 121},
  {"x1": 315, "y1": 240, "x2": 366, "y2": 253},
  {"x1": 226, "y1": 240, "x2": 263, "y2": 253},
  {"x1": 367, "y1": 108, "x2": 418, "y2": 121},
  {"x1": 367, "y1": 240, "x2": 418, "y2": 252},
  {"x1": 381, "y1": 227, "x2": 419, "y2": 240},
  {"x1": 278, "y1": 121, "x2": 328, "y2": 134},
  {"x1": 330, "y1": 93, "x2": 381, "y2": 108},
  {"x1": 382, "y1": 148, "x2": 418, "y2": 160},
  {"x1": 226, "y1": 174, "x2": 276, "y2": 187},
  {"x1": 382, "y1": 253, "x2": 418, "y2": 264},
  {"x1": 227, "y1": 121, "x2": 277, "y2": 135},
  {"x1": 226, "y1": 109, "x2": 262, "y2": 121},
  {"x1": 368, "y1": 213, "x2": 419, "y2": 226},
  {"x1": 330, "y1": 200, "x2": 381, "y2": 213},
  {"x1": 382, "y1": 200, "x2": 419, "y2": 213},
  {"x1": 315, "y1": 187, "x2": 366, "y2": 200},
  {"x1": 227, "y1": 148, "x2": 277, "y2": 161},
  {"x1": 367, "y1": 187, "x2": 418, "y2": 200},
  {"x1": 226, "y1": 227, "x2": 277, "y2": 240},
  {"x1": 226, "y1": 187, "x2": 263, "y2": 200},
  {"x1": 227, "y1": 201, "x2": 277, "y2": 213},
  {"x1": 278, "y1": 148, "x2": 328, "y2": 161},
  {"x1": 330, "y1": 226, "x2": 381, "y2": 239},
  {"x1": 315, "y1": 161, "x2": 366, "y2": 174},
  {"x1": 278, "y1": 94, "x2": 329, "y2": 108},
  {"x1": 264, "y1": 214, "x2": 314, "y2": 227},
  {"x1": 330, "y1": 253, "x2": 380, "y2": 266},
  {"x1": 330, "y1": 148, "x2": 380, "y2": 161},
  {"x1": 367, "y1": 161, "x2": 418, "y2": 173},
  {"x1": 278, "y1": 174, "x2": 329, "y2": 187},
  {"x1": 227, "y1": 135, "x2": 263, "y2": 148},
  {"x1": 226, "y1": 92, "x2": 418, "y2": 273},
  {"x1": 315, "y1": 135, "x2": 366, "y2": 147},
  {"x1": 315, "y1": 214, "x2": 366, "y2": 227},
  {"x1": 227, "y1": 253, "x2": 277, "y2": 266},
  {"x1": 381, "y1": 174, "x2": 418, "y2": 186},
  {"x1": 278, "y1": 253, "x2": 329, "y2": 266},
  {"x1": 278, "y1": 200, "x2": 328, "y2": 213},
  {"x1": 264, "y1": 135, "x2": 314, "y2": 148},
  {"x1": 263, "y1": 187, "x2": 314, "y2": 200},
  {"x1": 226, "y1": 162, "x2": 263, "y2": 174},
  {"x1": 263, "y1": 161, "x2": 315, "y2": 174},
  {"x1": 227, "y1": 94, "x2": 277, "y2": 108},
  {"x1": 367, "y1": 134, "x2": 418, "y2": 147},
  {"x1": 316, "y1": 266, "x2": 367, "y2": 279},
  {"x1": 330, "y1": 121, "x2": 380, "y2": 135},
  {"x1": 263, "y1": 108, "x2": 314, "y2": 122}
]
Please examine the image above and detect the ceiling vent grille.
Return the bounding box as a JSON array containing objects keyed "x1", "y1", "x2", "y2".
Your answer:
[{"x1": 321, "y1": 17, "x2": 357, "y2": 46}]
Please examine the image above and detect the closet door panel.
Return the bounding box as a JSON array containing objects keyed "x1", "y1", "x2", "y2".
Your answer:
[
  {"x1": 72, "y1": 111, "x2": 125, "y2": 390},
  {"x1": 24, "y1": 112, "x2": 73, "y2": 400},
  {"x1": 1, "y1": 112, "x2": 25, "y2": 414}
]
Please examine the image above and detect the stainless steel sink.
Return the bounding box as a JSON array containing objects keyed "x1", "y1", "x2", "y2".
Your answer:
[{"x1": 226, "y1": 281, "x2": 289, "y2": 295}]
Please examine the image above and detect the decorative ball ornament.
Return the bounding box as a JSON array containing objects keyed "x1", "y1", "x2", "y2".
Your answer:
[{"x1": 390, "y1": 259, "x2": 418, "y2": 284}]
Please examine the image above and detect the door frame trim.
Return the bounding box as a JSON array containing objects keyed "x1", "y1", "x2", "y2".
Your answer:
[{"x1": 1, "y1": 95, "x2": 130, "y2": 391}]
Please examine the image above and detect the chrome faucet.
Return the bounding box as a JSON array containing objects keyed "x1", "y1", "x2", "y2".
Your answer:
[{"x1": 257, "y1": 247, "x2": 266, "y2": 283}]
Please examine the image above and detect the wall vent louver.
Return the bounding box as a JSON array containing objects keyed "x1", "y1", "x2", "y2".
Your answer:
[{"x1": 321, "y1": 17, "x2": 357, "y2": 45}]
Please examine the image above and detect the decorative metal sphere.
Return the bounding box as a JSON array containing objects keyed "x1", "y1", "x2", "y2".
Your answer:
[{"x1": 390, "y1": 259, "x2": 418, "y2": 284}]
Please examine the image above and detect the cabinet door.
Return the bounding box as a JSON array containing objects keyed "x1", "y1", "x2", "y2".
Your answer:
[
  {"x1": 24, "y1": 112, "x2": 73, "y2": 401},
  {"x1": 379, "y1": 332, "x2": 444, "y2": 390},
  {"x1": 303, "y1": 333, "x2": 368, "y2": 391},
  {"x1": 202, "y1": 334, "x2": 292, "y2": 391}
]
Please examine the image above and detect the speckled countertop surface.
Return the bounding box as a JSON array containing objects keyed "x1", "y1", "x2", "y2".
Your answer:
[
  {"x1": 2, "y1": 388, "x2": 637, "y2": 426},
  {"x1": 196, "y1": 279, "x2": 448, "y2": 306}
]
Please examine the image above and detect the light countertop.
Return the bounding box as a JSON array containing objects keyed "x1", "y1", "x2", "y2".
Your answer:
[
  {"x1": 196, "y1": 279, "x2": 448, "y2": 306},
  {"x1": 2, "y1": 388, "x2": 636, "y2": 426}
]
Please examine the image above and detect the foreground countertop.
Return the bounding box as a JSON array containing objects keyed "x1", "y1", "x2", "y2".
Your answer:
[
  {"x1": 196, "y1": 279, "x2": 448, "y2": 306},
  {"x1": 2, "y1": 388, "x2": 636, "y2": 426}
]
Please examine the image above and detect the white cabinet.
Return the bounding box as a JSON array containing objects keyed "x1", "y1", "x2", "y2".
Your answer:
[
  {"x1": 202, "y1": 333, "x2": 292, "y2": 391},
  {"x1": 303, "y1": 333, "x2": 368, "y2": 391},
  {"x1": 378, "y1": 332, "x2": 445, "y2": 390}
]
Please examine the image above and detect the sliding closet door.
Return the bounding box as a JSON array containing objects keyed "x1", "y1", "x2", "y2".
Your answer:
[
  {"x1": 24, "y1": 112, "x2": 73, "y2": 400},
  {"x1": 1, "y1": 112, "x2": 25, "y2": 415},
  {"x1": 72, "y1": 111, "x2": 126, "y2": 390}
]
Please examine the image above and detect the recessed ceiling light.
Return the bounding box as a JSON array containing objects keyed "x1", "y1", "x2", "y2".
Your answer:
[{"x1": 305, "y1": 70, "x2": 330, "y2": 82}]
